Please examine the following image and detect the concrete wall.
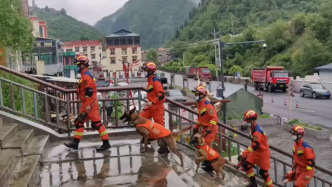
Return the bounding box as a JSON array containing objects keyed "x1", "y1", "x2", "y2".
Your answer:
[
  {"x1": 282, "y1": 120, "x2": 330, "y2": 140},
  {"x1": 291, "y1": 73, "x2": 332, "y2": 92}
]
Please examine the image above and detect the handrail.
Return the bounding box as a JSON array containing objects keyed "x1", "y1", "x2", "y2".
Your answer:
[
  {"x1": 0, "y1": 65, "x2": 68, "y2": 92},
  {"x1": 166, "y1": 98, "x2": 332, "y2": 176},
  {"x1": 1, "y1": 65, "x2": 332, "y2": 177}
]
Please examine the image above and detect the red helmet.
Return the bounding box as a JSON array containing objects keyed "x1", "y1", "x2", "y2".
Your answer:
[
  {"x1": 289, "y1": 125, "x2": 305, "y2": 135},
  {"x1": 75, "y1": 55, "x2": 89, "y2": 65},
  {"x1": 243, "y1": 110, "x2": 258, "y2": 122},
  {"x1": 192, "y1": 86, "x2": 207, "y2": 96},
  {"x1": 142, "y1": 61, "x2": 157, "y2": 72}
]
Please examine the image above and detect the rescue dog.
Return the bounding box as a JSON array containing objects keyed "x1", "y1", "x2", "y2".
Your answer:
[
  {"x1": 191, "y1": 132, "x2": 236, "y2": 179},
  {"x1": 120, "y1": 106, "x2": 191, "y2": 167}
]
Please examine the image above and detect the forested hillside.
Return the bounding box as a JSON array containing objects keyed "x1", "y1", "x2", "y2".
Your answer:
[
  {"x1": 94, "y1": 0, "x2": 197, "y2": 49},
  {"x1": 164, "y1": 0, "x2": 332, "y2": 77},
  {"x1": 32, "y1": 7, "x2": 103, "y2": 41}
]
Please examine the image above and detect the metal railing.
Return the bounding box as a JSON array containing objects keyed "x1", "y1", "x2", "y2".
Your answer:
[{"x1": 1, "y1": 65, "x2": 332, "y2": 186}]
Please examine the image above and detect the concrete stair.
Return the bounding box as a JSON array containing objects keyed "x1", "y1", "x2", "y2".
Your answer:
[{"x1": 0, "y1": 118, "x2": 50, "y2": 187}]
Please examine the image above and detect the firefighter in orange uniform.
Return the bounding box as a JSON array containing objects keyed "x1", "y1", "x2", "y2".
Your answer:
[
  {"x1": 283, "y1": 125, "x2": 315, "y2": 187},
  {"x1": 140, "y1": 61, "x2": 165, "y2": 126},
  {"x1": 238, "y1": 110, "x2": 273, "y2": 187},
  {"x1": 64, "y1": 55, "x2": 111, "y2": 151},
  {"x1": 192, "y1": 86, "x2": 218, "y2": 147}
]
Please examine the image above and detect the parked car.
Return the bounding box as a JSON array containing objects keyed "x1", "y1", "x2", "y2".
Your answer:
[
  {"x1": 166, "y1": 89, "x2": 186, "y2": 102},
  {"x1": 300, "y1": 83, "x2": 330, "y2": 99},
  {"x1": 156, "y1": 73, "x2": 168, "y2": 90}
]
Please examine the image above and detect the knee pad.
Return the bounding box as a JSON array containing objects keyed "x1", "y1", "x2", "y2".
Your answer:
[
  {"x1": 91, "y1": 121, "x2": 102, "y2": 130},
  {"x1": 259, "y1": 169, "x2": 270, "y2": 180},
  {"x1": 242, "y1": 160, "x2": 254, "y2": 171}
]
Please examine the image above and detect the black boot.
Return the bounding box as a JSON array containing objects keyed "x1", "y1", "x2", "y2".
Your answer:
[
  {"x1": 96, "y1": 140, "x2": 111, "y2": 152},
  {"x1": 247, "y1": 177, "x2": 258, "y2": 187},
  {"x1": 64, "y1": 138, "x2": 80, "y2": 150}
]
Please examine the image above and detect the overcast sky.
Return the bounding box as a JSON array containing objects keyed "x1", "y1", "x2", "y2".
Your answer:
[{"x1": 28, "y1": 0, "x2": 129, "y2": 25}]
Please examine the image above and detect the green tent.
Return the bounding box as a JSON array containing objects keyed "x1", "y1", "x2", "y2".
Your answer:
[{"x1": 218, "y1": 88, "x2": 263, "y2": 119}]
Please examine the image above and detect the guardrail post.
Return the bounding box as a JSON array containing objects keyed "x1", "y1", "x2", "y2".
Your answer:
[
  {"x1": 10, "y1": 84, "x2": 15, "y2": 110},
  {"x1": 21, "y1": 87, "x2": 26, "y2": 114},
  {"x1": 66, "y1": 95, "x2": 71, "y2": 137},
  {"x1": 0, "y1": 80, "x2": 3, "y2": 106},
  {"x1": 138, "y1": 90, "x2": 142, "y2": 111},
  {"x1": 33, "y1": 92, "x2": 38, "y2": 119}
]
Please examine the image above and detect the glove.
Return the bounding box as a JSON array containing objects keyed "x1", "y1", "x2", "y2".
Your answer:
[{"x1": 74, "y1": 112, "x2": 88, "y2": 125}]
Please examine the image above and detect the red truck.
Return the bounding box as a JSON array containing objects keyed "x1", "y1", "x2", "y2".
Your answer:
[
  {"x1": 252, "y1": 66, "x2": 290, "y2": 92},
  {"x1": 185, "y1": 66, "x2": 212, "y2": 81},
  {"x1": 185, "y1": 66, "x2": 197, "y2": 78}
]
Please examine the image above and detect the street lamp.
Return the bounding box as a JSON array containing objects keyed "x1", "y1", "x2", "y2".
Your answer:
[{"x1": 216, "y1": 39, "x2": 266, "y2": 123}]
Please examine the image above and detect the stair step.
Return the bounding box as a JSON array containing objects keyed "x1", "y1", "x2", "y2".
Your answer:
[
  {"x1": 23, "y1": 135, "x2": 50, "y2": 161},
  {"x1": 4, "y1": 155, "x2": 41, "y2": 187},
  {"x1": 0, "y1": 150, "x2": 21, "y2": 187},
  {"x1": 3, "y1": 129, "x2": 34, "y2": 152},
  {"x1": 0, "y1": 124, "x2": 18, "y2": 148}
]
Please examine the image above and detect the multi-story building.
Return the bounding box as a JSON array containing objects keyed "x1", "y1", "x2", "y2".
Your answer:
[
  {"x1": 62, "y1": 40, "x2": 102, "y2": 64},
  {"x1": 29, "y1": 16, "x2": 48, "y2": 38},
  {"x1": 157, "y1": 48, "x2": 171, "y2": 64},
  {"x1": 102, "y1": 29, "x2": 142, "y2": 76}
]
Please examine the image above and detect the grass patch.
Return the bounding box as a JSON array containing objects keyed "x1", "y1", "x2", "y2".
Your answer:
[{"x1": 289, "y1": 119, "x2": 323, "y2": 131}]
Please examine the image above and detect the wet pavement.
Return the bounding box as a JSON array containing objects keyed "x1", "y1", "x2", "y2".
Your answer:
[{"x1": 36, "y1": 135, "x2": 248, "y2": 187}]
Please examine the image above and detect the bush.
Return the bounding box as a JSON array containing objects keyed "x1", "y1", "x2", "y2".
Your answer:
[{"x1": 0, "y1": 72, "x2": 39, "y2": 116}]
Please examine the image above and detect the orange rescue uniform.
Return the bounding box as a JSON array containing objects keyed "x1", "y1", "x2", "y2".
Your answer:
[
  {"x1": 136, "y1": 119, "x2": 171, "y2": 140},
  {"x1": 74, "y1": 68, "x2": 109, "y2": 141},
  {"x1": 140, "y1": 75, "x2": 165, "y2": 126},
  {"x1": 242, "y1": 123, "x2": 273, "y2": 187},
  {"x1": 292, "y1": 139, "x2": 315, "y2": 187},
  {"x1": 196, "y1": 144, "x2": 219, "y2": 161},
  {"x1": 194, "y1": 99, "x2": 218, "y2": 147}
]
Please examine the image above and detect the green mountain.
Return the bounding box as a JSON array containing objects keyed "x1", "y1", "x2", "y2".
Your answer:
[
  {"x1": 164, "y1": 0, "x2": 332, "y2": 77},
  {"x1": 31, "y1": 7, "x2": 103, "y2": 41},
  {"x1": 94, "y1": 0, "x2": 197, "y2": 49}
]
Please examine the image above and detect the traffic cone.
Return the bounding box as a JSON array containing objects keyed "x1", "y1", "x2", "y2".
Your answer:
[
  {"x1": 271, "y1": 97, "x2": 274, "y2": 103},
  {"x1": 284, "y1": 99, "x2": 287, "y2": 106},
  {"x1": 296, "y1": 101, "x2": 299, "y2": 108}
]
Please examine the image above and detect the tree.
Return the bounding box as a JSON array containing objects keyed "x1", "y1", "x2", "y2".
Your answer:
[
  {"x1": 45, "y1": 6, "x2": 49, "y2": 12},
  {"x1": 146, "y1": 48, "x2": 159, "y2": 66},
  {"x1": 60, "y1": 8, "x2": 67, "y2": 15},
  {"x1": 80, "y1": 36, "x2": 89, "y2": 41},
  {"x1": 0, "y1": 0, "x2": 34, "y2": 53}
]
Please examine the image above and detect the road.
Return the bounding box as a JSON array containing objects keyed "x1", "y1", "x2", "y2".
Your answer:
[{"x1": 159, "y1": 71, "x2": 332, "y2": 129}]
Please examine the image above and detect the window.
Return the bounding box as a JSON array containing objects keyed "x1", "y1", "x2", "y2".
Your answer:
[
  {"x1": 110, "y1": 57, "x2": 116, "y2": 64},
  {"x1": 99, "y1": 47, "x2": 101, "y2": 49},
  {"x1": 91, "y1": 54, "x2": 96, "y2": 59},
  {"x1": 83, "y1": 47, "x2": 87, "y2": 52},
  {"x1": 122, "y1": 56, "x2": 127, "y2": 62},
  {"x1": 91, "y1": 46, "x2": 95, "y2": 52},
  {"x1": 75, "y1": 47, "x2": 79, "y2": 52},
  {"x1": 110, "y1": 49, "x2": 115, "y2": 55},
  {"x1": 66, "y1": 49, "x2": 72, "y2": 52},
  {"x1": 122, "y1": 48, "x2": 127, "y2": 55},
  {"x1": 132, "y1": 56, "x2": 137, "y2": 63},
  {"x1": 132, "y1": 48, "x2": 137, "y2": 54}
]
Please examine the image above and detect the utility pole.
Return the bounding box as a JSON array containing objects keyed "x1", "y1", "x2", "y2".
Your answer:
[{"x1": 211, "y1": 29, "x2": 219, "y2": 81}]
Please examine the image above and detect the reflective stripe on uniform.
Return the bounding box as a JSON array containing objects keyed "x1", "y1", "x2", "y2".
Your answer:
[
  {"x1": 247, "y1": 172, "x2": 255, "y2": 177},
  {"x1": 307, "y1": 166, "x2": 313, "y2": 170},
  {"x1": 74, "y1": 132, "x2": 83, "y2": 136},
  {"x1": 150, "y1": 121, "x2": 154, "y2": 129},
  {"x1": 247, "y1": 146, "x2": 253, "y2": 152},
  {"x1": 200, "y1": 108, "x2": 206, "y2": 114},
  {"x1": 266, "y1": 180, "x2": 273, "y2": 185},
  {"x1": 100, "y1": 130, "x2": 108, "y2": 137},
  {"x1": 297, "y1": 150, "x2": 303, "y2": 154},
  {"x1": 148, "y1": 85, "x2": 153, "y2": 90},
  {"x1": 210, "y1": 120, "x2": 217, "y2": 125}
]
